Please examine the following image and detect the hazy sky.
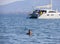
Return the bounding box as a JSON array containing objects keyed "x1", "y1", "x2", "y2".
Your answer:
[
  {"x1": 0, "y1": 0, "x2": 24, "y2": 5},
  {"x1": 0, "y1": 0, "x2": 60, "y2": 13}
]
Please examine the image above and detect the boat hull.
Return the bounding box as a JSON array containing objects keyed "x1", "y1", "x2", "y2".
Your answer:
[
  {"x1": 38, "y1": 14, "x2": 60, "y2": 19},
  {"x1": 29, "y1": 14, "x2": 39, "y2": 18}
]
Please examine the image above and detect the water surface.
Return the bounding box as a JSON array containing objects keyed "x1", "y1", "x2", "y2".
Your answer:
[{"x1": 0, "y1": 14, "x2": 60, "y2": 44}]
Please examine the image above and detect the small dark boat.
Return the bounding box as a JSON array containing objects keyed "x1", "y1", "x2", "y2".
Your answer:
[
  {"x1": 29, "y1": 10, "x2": 41, "y2": 18},
  {"x1": 29, "y1": 13, "x2": 38, "y2": 18}
]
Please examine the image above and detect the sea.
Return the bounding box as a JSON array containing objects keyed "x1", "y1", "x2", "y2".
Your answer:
[{"x1": 0, "y1": 14, "x2": 60, "y2": 44}]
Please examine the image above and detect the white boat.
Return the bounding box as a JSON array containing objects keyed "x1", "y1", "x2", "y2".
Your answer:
[
  {"x1": 29, "y1": 0, "x2": 60, "y2": 19},
  {"x1": 38, "y1": 9, "x2": 60, "y2": 19}
]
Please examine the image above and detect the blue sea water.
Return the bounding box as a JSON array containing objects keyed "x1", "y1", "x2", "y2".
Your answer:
[{"x1": 0, "y1": 14, "x2": 60, "y2": 44}]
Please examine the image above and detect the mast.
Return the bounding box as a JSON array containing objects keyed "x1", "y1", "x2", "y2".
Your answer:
[
  {"x1": 35, "y1": 0, "x2": 53, "y2": 9},
  {"x1": 51, "y1": 0, "x2": 52, "y2": 10}
]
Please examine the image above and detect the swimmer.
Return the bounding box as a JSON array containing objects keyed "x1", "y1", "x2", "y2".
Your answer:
[{"x1": 27, "y1": 29, "x2": 32, "y2": 36}]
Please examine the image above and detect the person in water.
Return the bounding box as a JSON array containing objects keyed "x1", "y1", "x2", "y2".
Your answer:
[{"x1": 27, "y1": 29, "x2": 32, "y2": 36}]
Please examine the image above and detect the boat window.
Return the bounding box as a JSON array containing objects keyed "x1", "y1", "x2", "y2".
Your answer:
[
  {"x1": 59, "y1": 14, "x2": 60, "y2": 16},
  {"x1": 51, "y1": 14, "x2": 54, "y2": 16},
  {"x1": 47, "y1": 14, "x2": 49, "y2": 16},
  {"x1": 49, "y1": 11, "x2": 56, "y2": 13}
]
